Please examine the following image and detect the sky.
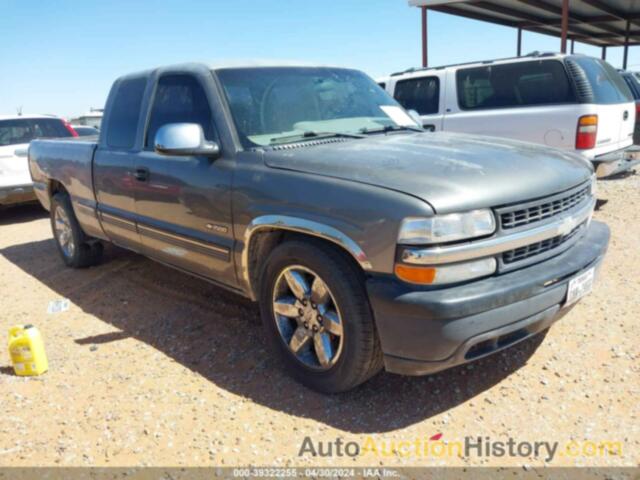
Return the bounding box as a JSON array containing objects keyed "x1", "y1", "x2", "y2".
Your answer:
[{"x1": 1, "y1": 0, "x2": 638, "y2": 119}]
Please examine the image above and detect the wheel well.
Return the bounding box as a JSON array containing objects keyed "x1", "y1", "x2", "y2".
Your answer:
[
  {"x1": 49, "y1": 180, "x2": 68, "y2": 198},
  {"x1": 246, "y1": 229, "x2": 364, "y2": 298}
]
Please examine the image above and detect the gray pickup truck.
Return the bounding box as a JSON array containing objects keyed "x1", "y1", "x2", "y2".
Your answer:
[{"x1": 29, "y1": 63, "x2": 609, "y2": 393}]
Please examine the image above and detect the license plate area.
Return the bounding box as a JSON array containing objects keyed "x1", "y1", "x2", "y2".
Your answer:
[{"x1": 565, "y1": 267, "x2": 595, "y2": 306}]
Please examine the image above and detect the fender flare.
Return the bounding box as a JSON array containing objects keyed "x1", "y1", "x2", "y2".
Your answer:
[{"x1": 241, "y1": 215, "x2": 373, "y2": 300}]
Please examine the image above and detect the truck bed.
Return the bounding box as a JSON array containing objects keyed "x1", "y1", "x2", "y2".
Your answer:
[{"x1": 29, "y1": 137, "x2": 98, "y2": 214}]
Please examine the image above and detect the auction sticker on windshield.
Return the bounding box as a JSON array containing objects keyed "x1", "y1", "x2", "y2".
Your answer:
[
  {"x1": 565, "y1": 267, "x2": 595, "y2": 306},
  {"x1": 380, "y1": 105, "x2": 418, "y2": 127}
]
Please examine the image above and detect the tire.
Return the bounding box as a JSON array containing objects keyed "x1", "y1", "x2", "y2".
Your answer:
[
  {"x1": 50, "y1": 192, "x2": 103, "y2": 268},
  {"x1": 259, "y1": 239, "x2": 383, "y2": 393}
]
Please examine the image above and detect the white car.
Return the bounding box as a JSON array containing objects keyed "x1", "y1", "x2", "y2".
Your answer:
[
  {"x1": 379, "y1": 53, "x2": 639, "y2": 177},
  {"x1": 0, "y1": 115, "x2": 77, "y2": 207}
]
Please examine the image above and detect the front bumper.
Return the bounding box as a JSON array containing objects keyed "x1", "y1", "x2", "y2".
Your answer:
[
  {"x1": 593, "y1": 145, "x2": 640, "y2": 178},
  {"x1": 0, "y1": 184, "x2": 36, "y2": 206},
  {"x1": 366, "y1": 220, "x2": 610, "y2": 376}
]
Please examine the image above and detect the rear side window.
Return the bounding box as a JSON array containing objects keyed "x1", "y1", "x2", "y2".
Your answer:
[
  {"x1": 566, "y1": 57, "x2": 634, "y2": 104},
  {"x1": 457, "y1": 60, "x2": 575, "y2": 110},
  {"x1": 394, "y1": 77, "x2": 439, "y2": 114},
  {"x1": 145, "y1": 75, "x2": 214, "y2": 147},
  {"x1": 0, "y1": 118, "x2": 71, "y2": 146},
  {"x1": 377, "y1": 82, "x2": 386, "y2": 89},
  {"x1": 622, "y1": 74, "x2": 640, "y2": 100},
  {"x1": 106, "y1": 77, "x2": 146, "y2": 148}
]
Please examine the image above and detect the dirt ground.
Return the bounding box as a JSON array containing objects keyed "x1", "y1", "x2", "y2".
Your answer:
[{"x1": 0, "y1": 173, "x2": 638, "y2": 469}]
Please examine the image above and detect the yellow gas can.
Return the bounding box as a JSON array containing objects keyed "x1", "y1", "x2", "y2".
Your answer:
[{"x1": 8, "y1": 325, "x2": 48, "y2": 376}]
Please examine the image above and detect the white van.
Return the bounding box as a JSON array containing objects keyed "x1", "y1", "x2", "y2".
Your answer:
[{"x1": 380, "y1": 53, "x2": 639, "y2": 177}]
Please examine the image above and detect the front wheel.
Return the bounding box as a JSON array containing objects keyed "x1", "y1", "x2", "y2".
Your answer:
[
  {"x1": 259, "y1": 240, "x2": 382, "y2": 393},
  {"x1": 50, "y1": 193, "x2": 103, "y2": 268}
]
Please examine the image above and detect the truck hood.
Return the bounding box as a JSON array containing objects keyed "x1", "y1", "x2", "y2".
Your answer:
[{"x1": 263, "y1": 131, "x2": 593, "y2": 213}]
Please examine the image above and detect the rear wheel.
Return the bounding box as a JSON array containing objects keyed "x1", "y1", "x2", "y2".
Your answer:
[
  {"x1": 50, "y1": 193, "x2": 103, "y2": 268},
  {"x1": 259, "y1": 240, "x2": 382, "y2": 393}
]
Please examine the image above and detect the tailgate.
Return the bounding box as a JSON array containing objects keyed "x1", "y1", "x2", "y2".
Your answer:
[{"x1": 594, "y1": 102, "x2": 635, "y2": 151}]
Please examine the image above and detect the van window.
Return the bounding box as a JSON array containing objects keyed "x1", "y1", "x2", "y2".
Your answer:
[
  {"x1": 457, "y1": 60, "x2": 575, "y2": 110},
  {"x1": 622, "y1": 74, "x2": 640, "y2": 100},
  {"x1": 567, "y1": 57, "x2": 633, "y2": 104},
  {"x1": 106, "y1": 77, "x2": 146, "y2": 148},
  {"x1": 394, "y1": 77, "x2": 439, "y2": 115},
  {"x1": 378, "y1": 82, "x2": 386, "y2": 89},
  {"x1": 146, "y1": 75, "x2": 214, "y2": 147}
]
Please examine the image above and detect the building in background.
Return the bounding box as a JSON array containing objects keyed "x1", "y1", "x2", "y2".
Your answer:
[{"x1": 69, "y1": 108, "x2": 103, "y2": 129}]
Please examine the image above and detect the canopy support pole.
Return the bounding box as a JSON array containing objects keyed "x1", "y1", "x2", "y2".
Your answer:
[
  {"x1": 560, "y1": 0, "x2": 569, "y2": 53},
  {"x1": 421, "y1": 7, "x2": 428, "y2": 67}
]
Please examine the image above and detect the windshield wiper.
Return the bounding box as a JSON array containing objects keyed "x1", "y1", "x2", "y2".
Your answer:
[
  {"x1": 270, "y1": 130, "x2": 365, "y2": 145},
  {"x1": 359, "y1": 125, "x2": 424, "y2": 134}
]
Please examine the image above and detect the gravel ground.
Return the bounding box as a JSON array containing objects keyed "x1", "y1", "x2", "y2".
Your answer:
[{"x1": 0, "y1": 173, "x2": 638, "y2": 468}]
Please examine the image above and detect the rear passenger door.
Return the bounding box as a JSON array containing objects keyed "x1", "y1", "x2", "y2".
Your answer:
[
  {"x1": 391, "y1": 74, "x2": 444, "y2": 131},
  {"x1": 94, "y1": 76, "x2": 147, "y2": 250},
  {"x1": 133, "y1": 73, "x2": 235, "y2": 284}
]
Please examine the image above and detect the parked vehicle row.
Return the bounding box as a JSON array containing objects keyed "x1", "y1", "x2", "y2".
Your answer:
[
  {"x1": 29, "y1": 62, "x2": 608, "y2": 393},
  {"x1": 0, "y1": 115, "x2": 77, "y2": 207},
  {"x1": 379, "y1": 52, "x2": 640, "y2": 177},
  {"x1": 618, "y1": 69, "x2": 640, "y2": 144}
]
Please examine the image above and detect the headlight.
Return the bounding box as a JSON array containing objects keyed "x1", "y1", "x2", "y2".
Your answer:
[
  {"x1": 398, "y1": 209, "x2": 496, "y2": 245},
  {"x1": 395, "y1": 257, "x2": 497, "y2": 285}
]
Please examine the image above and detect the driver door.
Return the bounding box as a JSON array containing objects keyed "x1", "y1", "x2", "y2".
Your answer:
[{"x1": 133, "y1": 73, "x2": 235, "y2": 284}]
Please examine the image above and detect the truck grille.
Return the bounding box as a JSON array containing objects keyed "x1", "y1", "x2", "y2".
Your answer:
[
  {"x1": 502, "y1": 224, "x2": 582, "y2": 264},
  {"x1": 500, "y1": 185, "x2": 590, "y2": 230}
]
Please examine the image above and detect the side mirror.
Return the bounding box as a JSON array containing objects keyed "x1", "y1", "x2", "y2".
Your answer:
[
  {"x1": 14, "y1": 148, "x2": 28, "y2": 158},
  {"x1": 154, "y1": 123, "x2": 220, "y2": 158},
  {"x1": 407, "y1": 110, "x2": 423, "y2": 127}
]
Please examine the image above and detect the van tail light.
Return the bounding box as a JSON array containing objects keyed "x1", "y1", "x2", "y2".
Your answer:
[
  {"x1": 576, "y1": 115, "x2": 597, "y2": 150},
  {"x1": 61, "y1": 119, "x2": 78, "y2": 137},
  {"x1": 635, "y1": 102, "x2": 640, "y2": 116}
]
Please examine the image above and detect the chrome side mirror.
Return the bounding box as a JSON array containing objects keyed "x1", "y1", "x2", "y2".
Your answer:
[
  {"x1": 14, "y1": 148, "x2": 28, "y2": 158},
  {"x1": 154, "y1": 123, "x2": 220, "y2": 158}
]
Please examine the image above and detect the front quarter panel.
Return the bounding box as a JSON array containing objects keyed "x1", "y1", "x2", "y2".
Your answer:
[{"x1": 232, "y1": 151, "x2": 434, "y2": 297}]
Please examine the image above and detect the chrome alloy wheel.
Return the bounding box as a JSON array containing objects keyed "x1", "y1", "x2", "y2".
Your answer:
[
  {"x1": 272, "y1": 265, "x2": 344, "y2": 370},
  {"x1": 54, "y1": 205, "x2": 75, "y2": 258}
]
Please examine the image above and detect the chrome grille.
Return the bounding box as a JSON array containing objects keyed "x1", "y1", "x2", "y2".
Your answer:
[
  {"x1": 500, "y1": 185, "x2": 590, "y2": 230},
  {"x1": 502, "y1": 224, "x2": 582, "y2": 264}
]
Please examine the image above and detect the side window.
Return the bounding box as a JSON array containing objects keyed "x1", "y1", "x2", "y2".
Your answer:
[
  {"x1": 106, "y1": 77, "x2": 146, "y2": 148},
  {"x1": 457, "y1": 61, "x2": 575, "y2": 110},
  {"x1": 393, "y1": 77, "x2": 439, "y2": 115},
  {"x1": 377, "y1": 82, "x2": 386, "y2": 89},
  {"x1": 146, "y1": 75, "x2": 214, "y2": 147}
]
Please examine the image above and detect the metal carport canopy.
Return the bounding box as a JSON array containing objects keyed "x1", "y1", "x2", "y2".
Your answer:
[{"x1": 409, "y1": 0, "x2": 640, "y2": 68}]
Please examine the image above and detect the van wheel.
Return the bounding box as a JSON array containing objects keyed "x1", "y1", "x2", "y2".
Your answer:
[
  {"x1": 259, "y1": 240, "x2": 382, "y2": 393},
  {"x1": 50, "y1": 193, "x2": 103, "y2": 268}
]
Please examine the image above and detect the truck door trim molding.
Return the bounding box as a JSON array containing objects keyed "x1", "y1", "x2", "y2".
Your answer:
[
  {"x1": 138, "y1": 223, "x2": 230, "y2": 260},
  {"x1": 241, "y1": 215, "x2": 372, "y2": 299},
  {"x1": 99, "y1": 211, "x2": 137, "y2": 233}
]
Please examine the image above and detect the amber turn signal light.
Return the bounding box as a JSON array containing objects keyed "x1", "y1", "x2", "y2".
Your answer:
[{"x1": 394, "y1": 264, "x2": 436, "y2": 285}]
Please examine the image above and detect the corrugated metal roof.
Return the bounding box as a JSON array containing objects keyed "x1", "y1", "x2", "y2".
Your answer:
[{"x1": 409, "y1": 0, "x2": 640, "y2": 47}]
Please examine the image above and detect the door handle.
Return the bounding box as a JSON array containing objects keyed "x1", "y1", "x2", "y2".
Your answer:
[
  {"x1": 133, "y1": 167, "x2": 149, "y2": 182},
  {"x1": 423, "y1": 124, "x2": 436, "y2": 132}
]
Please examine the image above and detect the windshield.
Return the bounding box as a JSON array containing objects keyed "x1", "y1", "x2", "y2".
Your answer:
[{"x1": 216, "y1": 67, "x2": 419, "y2": 147}]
